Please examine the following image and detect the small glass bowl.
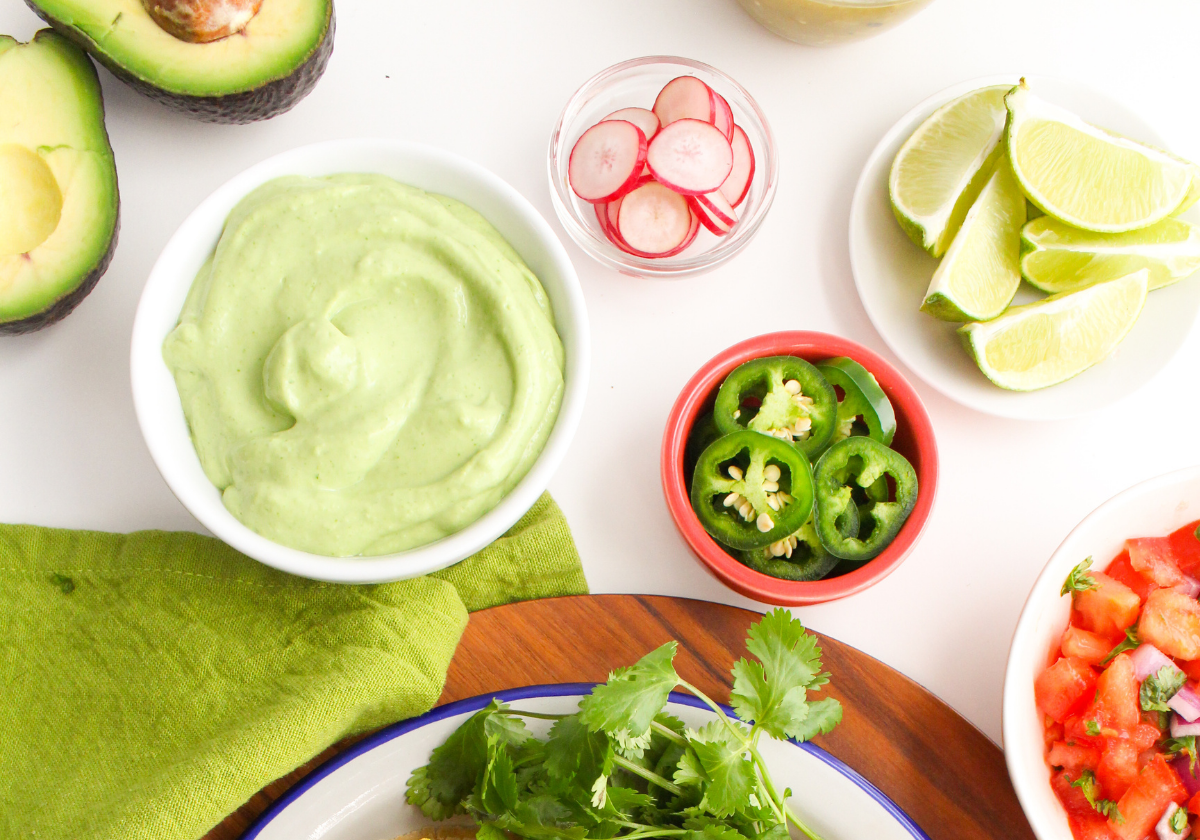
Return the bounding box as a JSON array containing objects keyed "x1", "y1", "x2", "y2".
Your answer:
[{"x1": 548, "y1": 56, "x2": 778, "y2": 279}]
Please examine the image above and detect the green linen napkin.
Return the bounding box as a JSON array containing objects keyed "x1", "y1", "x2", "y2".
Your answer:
[{"x1": 0, "y1": 493, "x2": 586, "y2": 840}]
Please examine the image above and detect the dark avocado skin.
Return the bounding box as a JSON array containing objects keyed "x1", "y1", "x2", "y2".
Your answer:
[
  {"x1": 24, "y1": 1, "x2": 335, "y2": 125},
  {"x1": 0, "y1": 209, "x2": 119, "y2": 335}
]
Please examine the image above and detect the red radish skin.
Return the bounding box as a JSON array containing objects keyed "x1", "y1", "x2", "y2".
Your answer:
[
  {"x1": 568, "y1": 120, "x2": 648, "y2": 203},
  {"x1": 720, "y1": 124, "x2": 755, "y2": 207},
  {"x1": 602, "y1": 107, "x2": 660, "y2": 141},
  {"x1": 646, "y1": 119, "x2": 734, "y2": 196},
  {"x1": 696, "y1": 190, "x2": 738, "y2": 227},
  {"x1": 712, "y1": 91, "x2": 734, "y2": 141},
  {"x1": 653, "y1": 76, "x2": 715, "y2": 127},
  {"x1": 689, "y1": 196, "x2": 732, "y2": 235},
  {"x1": 617, "y1": 181, "x2": 693, "y2": 255},
  {"x1": 595, "y1": 202, "x2": 611, "y2": 237}
]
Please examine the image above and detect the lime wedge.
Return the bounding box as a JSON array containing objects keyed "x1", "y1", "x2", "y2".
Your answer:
[
  {"x1": 1021, "y1": 215, "x2": 1200, "y2": 294},
  {"x1": 890, "y1": 85, "x2": 1010, "y2": 257},
  {"x1": 921, "y1": 151, "x2": 1026, "y2": 321},
  {"x1": 1006, "y1": 82, "x2": 1194, "y2": 232},
  {"x1": 958, "y1": 269, "x2": 1148, "y2": 390},
  {"x1": 1178, "y1": 164, "x2": 1200, "y2": 214}
]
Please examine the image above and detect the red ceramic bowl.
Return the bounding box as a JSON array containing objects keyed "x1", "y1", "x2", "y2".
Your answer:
[{"x1": 661, "y1": 331, "x2": 939, "y2": 605}]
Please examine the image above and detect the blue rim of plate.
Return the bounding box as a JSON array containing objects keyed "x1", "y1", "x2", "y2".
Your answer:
[{"x1": 242, "y1": 683, "x2": 931, "y2": 840}]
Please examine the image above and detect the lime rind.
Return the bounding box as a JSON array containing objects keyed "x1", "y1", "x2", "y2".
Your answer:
[
  {"x1": 921, "y1": 151, "x2": 1026, "y2": 321},
  {"x1": 958, "y1": 269, "x2": 1149, "y2": 391},
  {"x1": 1021, "y1": 215, "x2": 1200, "y2": 294},
  {"x1": 1005, "y1": 83, "x2": 1194, "y2": 233},
  {"x1": 889, "y1": 85, "x2": 1010, "y2": 257}
]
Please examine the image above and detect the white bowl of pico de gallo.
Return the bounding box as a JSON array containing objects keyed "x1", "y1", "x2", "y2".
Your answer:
[{"x1": 1005, "y1": 466, "x2": 1200, "y2": 840}]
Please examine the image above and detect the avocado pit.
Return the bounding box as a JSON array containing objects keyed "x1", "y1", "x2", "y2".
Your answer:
[
  {"x1": 142, "y1": 0, "x2": 263, "y2": 42},
  {"x1": 0, "y1": 144, "x2": 62, "y2": 257}
]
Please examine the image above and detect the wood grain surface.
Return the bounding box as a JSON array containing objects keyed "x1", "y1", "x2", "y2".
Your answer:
[{"x1": 206, "y1": 595, "x2": 1035, "y2": 840}]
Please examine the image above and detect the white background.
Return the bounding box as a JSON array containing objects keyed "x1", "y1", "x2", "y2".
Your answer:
[{"x1": 3, "y1": 0, "x2": 1200, "y2": 746}]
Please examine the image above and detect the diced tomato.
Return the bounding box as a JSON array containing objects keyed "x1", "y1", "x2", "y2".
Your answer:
[
  {"x1": 1065, "y1": 715, "x2": 1107, "y2": 748},
  {"x1": 1064, "y1": 625, "x2": 1118, "y2": 666},
  {"x1": 1088, "y1": 653, "x2": 1140, "y2": 736},
  {"x1": 1111, "y1": 754, "x2": 1188, "y2": 840},
  {"x1": 1097, "y1": 738, "x2": 1139, "y2": 801},
  {"x1": 1046, "y1": 720, "x2": 1066, "y2": 750},
  {"x1": 1070, "y1": 814, "x2": 1118, "y2": 840},
  {"x1": 1190, "y1": 789, "x2": 1200, "y2": 816},
  {"x1": 1054, "y1": 769, "x2": 1103, "y2": 820},
  {"x1": 1131, "y1": 722, "x2": 1163, "y2": 751},
  {"x1": 1076, "y1": 573, "x2": 1143, "y2": 641},
  {"x1": 1139, "y1": 588, "x2": 1200, "y2": 660},
  {"x1": 1037, "y1": 656, "x2": 1101, "y2": 723},
  {"x1": 1170, "y1": 520, "x2": 1200, "y2": 575},
  {"x1": 1129, "y1": 536, "x2": 1187, "y2": 587},
  {"x1": 1181, "y1": 660, "x2": 1200, "y2": 682},
  {"x1": 1106, "y1": 552, "x2": 1155, "y2": 601},
  {"x1": 1051, "y1": 741, "x2": 1103, "y2": 775}
]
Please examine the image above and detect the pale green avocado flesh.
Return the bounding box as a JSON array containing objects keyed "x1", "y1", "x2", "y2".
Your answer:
[
  {"x1": 0, "y1": 30, "x2": 118, "y2": 333},
  {"x1": 26, "y1": 0, "x2": 332, "y2": 102}
]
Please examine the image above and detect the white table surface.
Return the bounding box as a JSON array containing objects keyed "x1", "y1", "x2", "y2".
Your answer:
[{"x1": 4, "y1": 0, "x2": 1200, "y2": 747}]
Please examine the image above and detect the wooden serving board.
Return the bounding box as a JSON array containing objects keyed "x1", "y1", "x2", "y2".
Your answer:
[{"x1": 210, "y1": 595, "x2": 1035, "y2": 840}]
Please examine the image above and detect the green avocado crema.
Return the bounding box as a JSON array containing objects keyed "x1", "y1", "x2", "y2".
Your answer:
[{"x1": 163, "y1": 174, "x2": 565, "y2": 557}]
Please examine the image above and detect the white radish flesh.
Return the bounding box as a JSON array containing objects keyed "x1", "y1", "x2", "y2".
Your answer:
[
  {"x1": 602, "y1": 107, "x2": 660, "y2": 141},
  {"x1": 617, "y1": 181, "x2": 693, "y2": 255},
  {"x1": 689, "y1": 193, "x2": 734, "y2": 235},
  {"x1": 646, "y1": 119, "x2": 734, "y2": 196},
  {"x1": 712, "y1": 91, "x2": 734, "y2": 141},
  {"x1": 568, "y1": 120, "x2": 648, "y2": 203},
  {"x1": 653, "y1": 76, "x2": 715, "y2": 127},
  {"x1": 719, "y1": 124, "x2": 755, "y2": 207},
  {"x1": 697, "y1": 190, "x2": 738, "y2": 227}
]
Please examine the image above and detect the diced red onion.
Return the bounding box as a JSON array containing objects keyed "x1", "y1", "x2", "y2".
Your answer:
[
  {"x1": 1181, "y1": 574, "x2": 1200, "y2": 599},
  {"x1": 1171, "y1": 753, "x2": 1200, "y2": 798},
  {"x1": 1170, "y1": 683, "x2": 1200, "y2": 723},
  {"x1": 1172, "y1": 713, "x2": 1200, "y2": 738},
  {"x1": 1133, "y1": 643, "x2": 1180, "y2": 680},
  {"x1": 1157, "y1": 802, "x2": 1191, "y2": 840}
]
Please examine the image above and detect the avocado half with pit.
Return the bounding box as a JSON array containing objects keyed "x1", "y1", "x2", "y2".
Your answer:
[
  {"x1": 24, "y1": 0, "x2": 334, "y2": 124},
  {"x1": 0, "y1": 31, "x2": 119, "y2": 335}
]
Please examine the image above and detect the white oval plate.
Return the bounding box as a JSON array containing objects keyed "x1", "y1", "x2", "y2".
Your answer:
[
  {"x1": 243, "y1": 685, "x2": 929, "y2": 840},
  {"x1": 849, "y1": 75, "x2": 1200, "y2": 419}
]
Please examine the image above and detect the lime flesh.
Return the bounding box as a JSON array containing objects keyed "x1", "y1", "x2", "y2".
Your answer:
[
  {"x1": 921, "y1": 151, "x2": 1026, "y2": 321},
  {"x1": 890, "y1": 85, "x2": 1010, "y2": 257},
  {"x1": 1021, "y1": 215, "x2": 1200, "y2": 294},
  {"x1": 1006, "y1": 83, "x2": 1194, "y2": 232},
  {"x1": 958, "y1": 269, "x2": 1149, "y2": 391}
]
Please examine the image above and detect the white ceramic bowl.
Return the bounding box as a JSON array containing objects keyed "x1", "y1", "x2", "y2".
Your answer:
[
  {"x1": 1003, "y1": 465, "x2": 1200, "y2": 840},
  {"x1": 850, "y1": 75, "x2": 1200, "y2": 420},
  {"x1": 131, "y1": 139, "x2": 590, "y2": 584}
]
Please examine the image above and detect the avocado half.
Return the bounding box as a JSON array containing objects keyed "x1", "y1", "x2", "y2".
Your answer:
[
  {"x1": 24, "y1": 0, "x2": 335, "y2": 124},
  {"x1": 0, "y1": 31, "x2": 119, "y2": 335}
]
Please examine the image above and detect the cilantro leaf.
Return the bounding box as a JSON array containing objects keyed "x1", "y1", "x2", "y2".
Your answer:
[
  {"x1": 730, "y1": 610, "x2": 823, "y2": 739},
  {"x1": 1172, "y1": 805, "x2": 1189, "y2": 834},
  {"x1": 1141, "y1": 665, "x2": 1187, "y2": 713},
  {"x1": 1070, "y1": 770, "x2": 1124, "y2": 823},
  {"x1": 1101, "y1": 627, "x2": 1140, "y2": 666},
  {"x1": 688, "y1": 721, "x2": 755, "y2": 817},
  {"x1": 405, "y1": 700, "x2": 509, "y2": 819},
  {"x1": 1085, "y1": 720, "x2": 1101, "y2": 737},
  {"x1": 785, "y1": 697, "x2": 843, "y2": 743},
  {"x1": 683, "y1": 824, "x2": 746, "y2": 840},
  {"x1": 1062, "y1": 558, "x2": 1098, "y2": 596},
  {"x1": 1163, "y1": 736, "x2": 1198, "y2": 774},
  {"x1": 544, "y1": 715, "x2": 613, "y2": 790},
  {"x1": 673, "y1": 746, "x2": 708, "y2": 788},
  {"x1": 479, "y1": 738, "x2": 520, "y2": 814},
  {"x1": 579, "y1": 642, "x2": 680, "y2": 741}
]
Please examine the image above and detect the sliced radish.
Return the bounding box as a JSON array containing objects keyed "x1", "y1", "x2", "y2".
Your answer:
[
  {"x1": 602, "y1": 107, "x2": 660, "y2": 141},
  {"x1": 607, "y1": 197, "x2": 623, "y2": 236},
  {"x1": 653, "y1": 76, "x2": 714, "y2": 127},
  {"x1": 689, "y1": 193, "x2": 736, "y2": 235},
  {"x1": 646, "y1": 119, "x2": 734, "y2": 196},
  {"x1": 595, "y1": 202, "x2": 611, "y2": 237},
  {"x1": 612, "y1": 208, "x2": 699, "y2": 259},
  {"x1": 568, "y1": 120, "x2": 648, "y2": 203},
  {"x1": 711, "y1": 91, "x2": 734, "y2": 142},
  {"x1": 696, "y1": 190, "x2": 738, "y2": 227},
  {"x1": 719, "y1": 124, "x2": 755, "y2": 207},
  {"x1": 617, "y1": 181, "x2": 693, "y2": 255}
]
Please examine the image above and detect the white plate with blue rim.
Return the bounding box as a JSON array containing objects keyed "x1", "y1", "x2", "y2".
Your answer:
[
  {"x1": 242, "y1": 684, "x2": 929, "y2": 840},
  {"x1": 849, "y1": 74, "x2": 1200, "y2": 420}
]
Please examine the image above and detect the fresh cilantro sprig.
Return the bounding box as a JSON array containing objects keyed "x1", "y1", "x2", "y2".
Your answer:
[
  {"x1": 1101, "y1": 627, "x2": 1140, "y2": 666},
  {"x1": 1070, "y1": 770, "x2": 1124, "y2": 824},
  {"x1": 1163, "y1": 736, "x2": 1198, "y2": 775},
  {"x1": 1062, "y1": 557, "x2": 1098, "y2": 596},
  {"x1": 406, "y1": 609, "x2": 841, "y2": 840},
  {"x1": 1141, "y1": 666, "x2": 1187, "y2": 713}
]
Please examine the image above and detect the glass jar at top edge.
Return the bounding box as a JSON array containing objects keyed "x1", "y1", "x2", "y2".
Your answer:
[{"x1": 735, "y1": 0, "x2": 936, "y2": 45}]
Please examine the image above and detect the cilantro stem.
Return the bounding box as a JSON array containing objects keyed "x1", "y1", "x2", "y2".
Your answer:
[
  {"x1": 650, "y1": 719, "x2": 688, "y2": 746},
  {"x1": 611, "y1": 754, "x2": 685, "y2": 797},
  {"x1": 503, "y1": 709, "x2": 568, "y2": 720},
  {"x1": 616, "y1": 830, "x2": 687, "y2": 839}
]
